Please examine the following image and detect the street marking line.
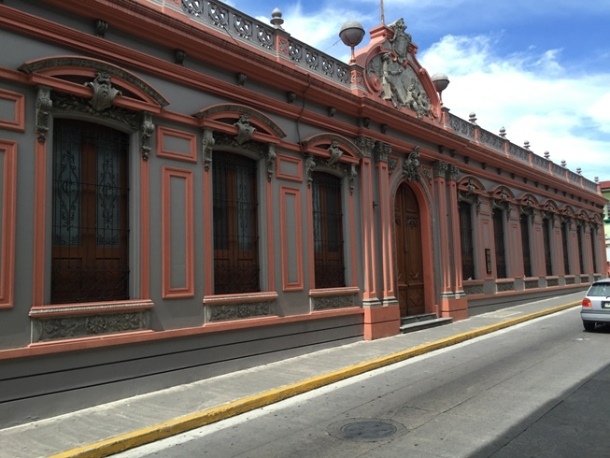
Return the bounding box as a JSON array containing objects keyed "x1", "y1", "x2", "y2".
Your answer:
[{"x1": 50, "y1": 301, "x2": 579, "y2": 458}]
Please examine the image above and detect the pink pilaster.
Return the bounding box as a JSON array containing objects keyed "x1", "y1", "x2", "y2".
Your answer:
[{"x1": 433, "y1": 161, "x2": 452, "y2": 296}]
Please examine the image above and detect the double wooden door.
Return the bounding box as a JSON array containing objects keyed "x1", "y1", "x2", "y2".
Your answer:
[{"x1": 394, "y1": 183, "x2": 424, "y2": 317}]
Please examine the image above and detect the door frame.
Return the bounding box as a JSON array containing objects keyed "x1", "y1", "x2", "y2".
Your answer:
[{"x1": 391, "y1": 179, "x2": 435, "y2": 317}]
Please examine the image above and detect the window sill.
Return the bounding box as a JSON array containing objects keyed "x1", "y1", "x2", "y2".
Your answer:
[{"x1": 29, "y1": 300, "x2": 154, "y2": 319}]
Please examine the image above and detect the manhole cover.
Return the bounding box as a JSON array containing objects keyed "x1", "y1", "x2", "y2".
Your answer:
[{"x1": 331, "y1": 419, "x2": 398, "y2": 442}]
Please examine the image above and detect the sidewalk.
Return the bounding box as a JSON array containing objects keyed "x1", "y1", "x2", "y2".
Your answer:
[{"x1": 0, "y1": 292, "x2": 584, "y2": 458}]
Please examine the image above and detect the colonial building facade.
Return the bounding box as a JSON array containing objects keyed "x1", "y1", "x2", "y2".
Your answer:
[{"x1": 0, "y1": 0, "x2": 605, "y2": 425}]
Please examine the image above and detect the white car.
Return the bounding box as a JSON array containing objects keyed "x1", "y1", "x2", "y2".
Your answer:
[{"x1": 581, "y1": 279, "x2": 610, "y2": 331}]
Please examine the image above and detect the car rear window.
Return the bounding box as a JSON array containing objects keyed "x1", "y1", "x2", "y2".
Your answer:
[{"x1": 588, "y1": 284, "x2": 610, "y2": 297}]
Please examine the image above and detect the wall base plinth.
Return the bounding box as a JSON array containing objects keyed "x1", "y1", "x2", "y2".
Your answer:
[
  {"x1": 363, "y1": 304, "x2": 401, "y2": 340},
  {"x1": 440, "y1": 297, "x2": 469, "y2": 321}
]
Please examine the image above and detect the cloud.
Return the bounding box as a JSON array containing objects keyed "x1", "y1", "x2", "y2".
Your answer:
[{"x1": 419, "y1": 34, "x2": 610, "y2": 180}]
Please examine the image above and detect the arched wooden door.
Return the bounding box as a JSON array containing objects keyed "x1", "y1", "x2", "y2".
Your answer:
[{"x1": 394, "y1": 183, "x2": 425, "y2": 316}]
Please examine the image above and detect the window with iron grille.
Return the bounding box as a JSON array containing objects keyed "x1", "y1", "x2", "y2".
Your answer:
[
  {"x1": 590, "y1": 227, "x2": 598, "y2": 273},
  {"x1": 520, "y1": 213, "x2": 532, "y2": 277},
  {"x1": 459, "y1": 201, "x2": 475, "y2": 280},
  {"x1": 212, "y1": 152, "x2": 259, "y2": 294},
  {"x1": 493, "y1": 208, "x2": 507, "y2": 278},
  {"x1": 312, "y1": 172, "x2": 345, "y2": 288},
  {"x1": 561, "y1": 221, "x2": 570, "y2": 275},
  {"x1": 51, "y1": 119, "x2": 129, "y2": 304},
  {"x1": 577, "y1": 224, "x2": 585, "y2": 274},
  {"x1": 543, "y1": 218, "x2": 553, "y2": 276}
]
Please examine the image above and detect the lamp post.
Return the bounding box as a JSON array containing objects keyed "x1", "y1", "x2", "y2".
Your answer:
[{"x1": 339, "y1": 21, "x2": 365, "y2": 64}]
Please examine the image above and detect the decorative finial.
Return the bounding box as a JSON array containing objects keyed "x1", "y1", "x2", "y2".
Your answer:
[
  {"x1": 544, "y1": 151, "x2": 550, "y2": 159},
  {"x1": 577, "y1": 168, "x2": 582, "y2": 175},
  {"x1": 270, "y1": 8, "x2": 284, "y2": 29},
  {"x1": 524, "y1": 140, "x2": 530, "y2": 150},
  {"x1": 561, "y1": 160, "x2": 567, "y2": 167},
  {"x1": 468, "y1": 112, "x2": 477, "y2": 124},
  {"x1": 339, "y1": 21, "x2": 365, "y2": 63},
  {"x1": 431, "y1": 73, "x2": 450, "y2": 105},
  {"x1": 499, "y1": 127, "x2": 506, "y2": 138}
]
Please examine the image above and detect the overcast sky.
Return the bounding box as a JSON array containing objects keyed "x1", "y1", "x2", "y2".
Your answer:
[{"x1": 227, "y1": 0, "x2": 610, "y2": 182}]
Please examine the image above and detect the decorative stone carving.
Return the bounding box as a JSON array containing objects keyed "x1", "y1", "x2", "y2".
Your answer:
[
  {"x1": 388, "y1": 157, "x2": 398, "y2": 175},
  {"x1": 234, "y1": 114, "x2": 255, "y2": 144},
  {"x1": 519, "y1": 196, "x2": 536, "y2": 215},
  {"x1": 388, "y1": 18, "x2": 412, "y2": 64},
  {"x1": 458, "y1": 179, "x2": 482, "y2": 214},
  {"x1": 35, "y1": 86, "x2": 52, "y2": 143},
  {"x1": 208, "y1": 302, "x2": 271, "y2": 322},
  {"x1": 141, "y1": 112, "x2": 154, "y2": 161},
  {"x1": 422, "y1": 167, "x2": 432, "y2": 184},
  {"x1": 53, "y1": 93, "x2": 139, "y2": 130},
  {"x1": 182, "y1": 0, "x2": 203, "y2": 16},
  {"x1": 348, "y1": 163, "x2": 358, "y2": 195},
  {"x1": 34, "y1": 311, "x2": 148, "y2": 342},
  {"x1": 491, "y1": 189, "x2": 512, "y2": 219},
  {"x1": 174, "y1": 49, "x2": 186, "y2": 65},
  {"x1": 365, "y1": 19, "x2": 430, "y2": 118},
  {"x1": 354, "y1": 136, "x2": 375, "y2": 158},
  {"x1": 304, "y1": 155, "x2": 316, "y2": 187},
  {"x1": 202, "y1": 128, "x2": 215, "y2": 171},
  {"x1": 327, "y1": 140, "x2": 343, "y2": 166},
  {"x1": 448, "y1": 164, "x2": 459, "y2": 181},
  {"x1": 93, "y1": 19, "x2": 108, "y2": 37},
  {"x1": 85, "y1": 72, "x2": 121, "y2": 111},
  {"x1": 432, "y1": 160, "x2": 448, "y2": 179},
  {"x1": 266, "y1": 143, "x2": 276, "y2": 181},
  {"x1": 312, "y1": 294, "x2": 355, "y2": 311},
  {"x1": 403, "y1": 147, "x2": 421, "y2": 182},
  {"x1": 374, "y1": 141, "x2": 391, "y2": 163},
  {"x1": 377, "y1": 53, "x2": 430, "y2": 117}
]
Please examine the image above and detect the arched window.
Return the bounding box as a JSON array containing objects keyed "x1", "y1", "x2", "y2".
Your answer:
[
  {"x1": 51, "y1": 119, "x2": 129, "y2": 303},
  {"x1": 520, "y1": 213, "x2": 532, "y2": 277},
  {"x1": 493, "y1": 208, "x2": 507, "y2": 279},
  {"x1": 590, "y1": 226, "x2": 598, "y2": 273},
  {"x1": 212, "y1": 152, "x2": 260, "y2": 294},
  {"x1": 459, "y1": 201, "x2": 475, "y2": 280},
  {"x1": 577, "y1": 224, "x2": 585, "y2": 274},
  {"x1": 561, "y1": 221, "x2": 570, "y2": 275},
  {"x1": 312, "y1": 172, "x2": 345, "y2": 288},
  {"x1": 542, "y1": 217, "x2": 553, "y2": 276}
]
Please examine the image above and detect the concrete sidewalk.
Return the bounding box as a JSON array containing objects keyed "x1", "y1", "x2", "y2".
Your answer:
[{"x1": 0, "y1": 293, "x2": 585, "y2": 458}]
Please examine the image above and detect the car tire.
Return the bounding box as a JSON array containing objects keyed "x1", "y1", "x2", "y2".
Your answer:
[{"x1": 583, "y1": 321, "x2": 596, "y2": 332}]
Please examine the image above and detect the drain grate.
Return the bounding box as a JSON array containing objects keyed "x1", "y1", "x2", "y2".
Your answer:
[{"x1": 330, "y1": 419, "x2": 399, "y2": 442}]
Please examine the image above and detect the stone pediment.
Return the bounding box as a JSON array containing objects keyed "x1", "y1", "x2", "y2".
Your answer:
[{"x1": 358, "y1": 19, "x2": 441, "y2": 121}]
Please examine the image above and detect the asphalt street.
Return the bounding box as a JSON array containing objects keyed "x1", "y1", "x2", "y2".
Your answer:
[
  {"x1": 116, "y1": 306, "x2": 610, "y2": 457},
  {"x1": 0, "y1": 292, "x2": 590, "y2": 457}
]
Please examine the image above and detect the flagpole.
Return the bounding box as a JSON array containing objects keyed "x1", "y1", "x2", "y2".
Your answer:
[{"x1": 380, "y1": 0, "x2": 385, "y2": 26}]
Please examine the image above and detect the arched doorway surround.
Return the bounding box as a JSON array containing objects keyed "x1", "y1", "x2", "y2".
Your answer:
[{"x1": 393, "y1": 180, "x2": 435, "y2": 317}]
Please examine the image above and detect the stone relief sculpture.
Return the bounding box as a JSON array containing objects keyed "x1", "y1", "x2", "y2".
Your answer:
[
  {"x1": 85, "y1": 72, "x2": 121, "y2": 111},
  {"x1": 234, "y1": 114, "x2": 255, "y2": 144},
  {"x1": 388, "y1": 18, "x2": 411, "y2": 64},
  {"x1": 402, "y1": 146, "x2": 421, "y2": 182},
  {"x1": 305, "y1": 154, "x2": 316, "y2": 187},
  {"x1": 140, "y1": 112, "x2": 155, "y2": 160},
  {"x1": 202, "y1": 128, "x2": 215, "y2": 171},
  {"x1": 366, "y1": 18, "x2": 431, "y2": 119},
  {"x1": 266, "y1": 144, "x2": 276, "y2": 181},
  {"x1": 35, "y1": 86, "x2": 53, "y2": 143},
  {"x1": 327, "y1": 140, "x2": 343, "y2": 166}
]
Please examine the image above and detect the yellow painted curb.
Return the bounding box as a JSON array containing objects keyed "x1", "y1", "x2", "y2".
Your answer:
[{"x1": 50, "y1": 301, "x2": 579, "y2": 458}]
